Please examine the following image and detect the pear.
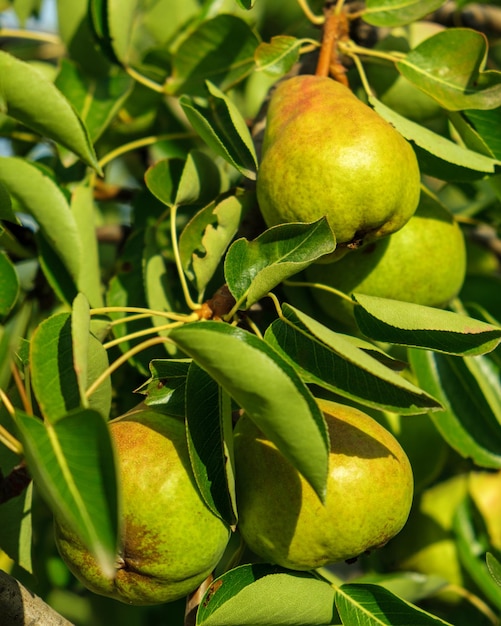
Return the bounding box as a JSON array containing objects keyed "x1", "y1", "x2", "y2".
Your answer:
[
  {"x1": 54, "y1": 406, "x2": 230, "y2": 605},
  {"x1": 256, "y1": 75, "x2": 421, "y2": 254},
  {"x1": 233, "y1": 398, "x2": 413, "y2": 570},
  {"x1": 305, "y1": 194, "x2": 466, "y2": 326}
]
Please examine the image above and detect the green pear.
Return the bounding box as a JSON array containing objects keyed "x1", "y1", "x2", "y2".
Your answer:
[
  {"x1": 233, "y1": 398, "x2": 413, "y2": 570},
  {"x1": 305, "y1": 194, "x2": 466, "y2": 326},
  {"x1": 256, "y1": 75, "x2": 421, "y2": 255},
  {"x1": 54, "y1": 406, "x2": 230, "y2": 605}
]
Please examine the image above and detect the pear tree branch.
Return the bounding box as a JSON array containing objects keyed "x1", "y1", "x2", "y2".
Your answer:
[{"x1": 0, "y1": 569, "x2": 74, "y2": 626}]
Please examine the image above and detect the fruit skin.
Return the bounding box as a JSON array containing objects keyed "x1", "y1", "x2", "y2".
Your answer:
[
  {"x1": 54, "y1": 407, "x2": 230, "y2": 605},
  {"x1": 306, "y1": 194, "x2": 466, "y2": 325},
  {"x1": 233, "y1": 398, "x2": 413, "y2": 570},
  {"x1": 256, "y1": 75, "x2": 421, "y2": 253}
]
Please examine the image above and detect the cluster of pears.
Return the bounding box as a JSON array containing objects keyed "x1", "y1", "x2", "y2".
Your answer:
[
  {"x1": 256, "y1": 74, "x2": 421, "y2": 255},
  {"x1": 54, "y1": 406, "x2": 230, "y2": 605},
  {"x1": 55, "y1": 398, "x2": 414, "y2": 605},
  {"x1": 233, "y1": 398, "x2": 414, "y2": 570}
]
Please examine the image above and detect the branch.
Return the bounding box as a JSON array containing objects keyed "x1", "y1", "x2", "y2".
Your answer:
[{"x1": 0, "y1": 569, "x2": 74, "y2": 626}]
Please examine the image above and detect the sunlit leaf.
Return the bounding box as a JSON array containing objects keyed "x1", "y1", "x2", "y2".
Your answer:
[
  {"x1": 197, "y1": 564, "x2": 336, "y2": 625},
  {"x1": 0, "y1": 51, "x2": 100, "y2": 170},
  {"x1": 225, "y1": 219, "x2": 336, "y2": 310},
  {"x1": 354, "y1": 294, "x2": 501, "y2": 356},
  {"x1": 363, "y1": 0, "x2": 445, "y2": 26},
  {"x1": 336, "y1": 583, "x2": 452, "y2": 625},
  {"x1": 13, "y1": 408, "x2": 118, "y2": 579}
]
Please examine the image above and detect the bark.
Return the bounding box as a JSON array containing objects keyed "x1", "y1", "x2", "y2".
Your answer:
[{"x1": 0, "y1": 569, "x2": 73, "y2": 626}]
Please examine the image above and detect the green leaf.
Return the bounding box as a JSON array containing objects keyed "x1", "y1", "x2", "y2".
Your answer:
[
  {"x1": 225, "y1": 219, "x2": 336, "y2": 310},
  {"x1": 0, "y1": 252, "x2": 20, "y2": 318},
  {"x1": 71, "y1": 293, "x2": 91, "y2": 408},
  {"x1": 167, "y1": 15, "x2": 259, "y2": 97},
  {"x1": 336, "y1": 583, "x2": 453, "y2": 625},
  {"x1": 102, "y1": 0, "x2": 136, "y2": 67},
  {"x1": 169, "y1": 321, "x2": 329, "y2": 500},
  {"x1": 363, "y1": 0, "x2": 445, "y2": 26},
  {"x1": 464, "y1": 108, "x2": 501, "y2": 160},
  {"x1": 397, "y1": 29, "x2": 501, "y2": 111},
  {"x1": 486, "y1": 552, "x2": 501, "y2": 587},
  {"x1": 30, "y1": 312, "x2": 111, "y2": 423},
  {"x1": 369, "y1": 97, "x2": 501, "y2": 181},
  {"x1": 453, "y1": 497, "x2": 501, "y2": 610},
  {"x1": 0, "y1": 51, "x2": 100, "y2": 170},
  {"x1": 0, "y1": 158, "x2": 82, "y2": 286},
  {"x1": 254, "y1": 36, "x2": 302, "y2": 77},
  {"x1": 185, "y1": 363, "x2": 237, "y2": 526},
  {"x1": 197, "y1": 564, "x2": 337, "y2": 626},
  {"x1": 264, "y1": 304, "x2": 441, "y2": 414},
  {"x1": 55, "y1": 59, "x2": 133, "y2": 143},
  {"x1": 70, "y1": 184, "x2": 105, "y2": 308},
  {"x1": 57, "y1": 0, "x2": 112, "y2": 76},
  {"x1": 353, "y1": 294, "x2": 501, "y2": 356},
  {"x1": 179, "y1": 189, "x2": 254, "y2": 299},
  {"x1": 13, "y1": 408, "x2": 119, "y2": 579},
  {"x1": 180, "y1": 82, "x2": 258, "y2": 180},
  {"x1": 138, "y1": 358, "x2": 190, "y2": 417},
  {"x1": 0, "y1": 410, "x2": 33, "y2": 573},
  {"x1": 409, "y1": 349, "x2": 501, "y2": 468},
  {"x1": 0, "y1": 179, "x2": 17, "y2": 222},
  {"x1": 145, "y1": 150, "x2": 222, "y2": 208}
]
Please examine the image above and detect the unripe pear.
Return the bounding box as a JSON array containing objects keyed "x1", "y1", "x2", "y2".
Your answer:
[
  {"x1": 256, "y1": 75, "x2": 421, "y2": 254},
  {"x1": 306, "y1": 195, "x2": 466, "y2": 326},
  {"x1": 54, "y1": 407, "x2": 230, "y2": 605},
  {"x1": 233, "y1": 399, "x2": 413, "y2": 570}
]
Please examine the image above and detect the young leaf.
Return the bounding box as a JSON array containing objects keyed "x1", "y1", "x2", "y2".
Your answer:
[
  {"x1": 397, "y1": 29, "x2": 501, "y2": 111},
  {"x1": 185, "y1": 363, "x2": 237, "y2": 526},
  {"x1": 353, "y1": 294, "x2": 501, "y2": 356},
  {"x1": 13, "y1": 408, "x2": 119, "y2": 579},
  {"x1": 363, "y1": 0, "x2": 445, "y2": 27},
  {"x1": 254, "y1": 36, "x2": 302, "y2": 77},
  {"x1": 0, "y1": 252, "x2": 20, "y2": 318},
  {"x1": 370, "y1": 97, "x2": 501, "y2": 181},
  {"x1": 335, "y1": 583, "x2": 453, "y2": 625},
  {"x1": 264, "y1": 305, "x2": 441, "y2": 414},
  {"x1": 179, "y1": 189, "x2": 254, "y2": 299},
  {"x1": 409, "y1": 349, "x2": 501, "y2": 468},
  {"x1": 0, "y1": 51, "x2": 100, "y2": 171},
  {"x1": 180, "y1": 82, "x2": 258, "y2": 180},
  {"x1": 0, "y1": 158, "x2": 82, "y2": 285},
  {"x1": 166, "y1": 15, "x2": 259, "y2": 97},
  {"x1": 225, "y1": 219, "x2": 336, "y2": 310},
  {"x1": 197, "y1": 563, "x2": 337, "y2": 626},
  {"x1": 169, "y1": 321, "x2": 329, "y2": 501}
]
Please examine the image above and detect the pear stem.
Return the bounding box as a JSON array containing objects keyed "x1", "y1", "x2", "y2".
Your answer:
[{"x1": 315, "y1": 5, "x2": 349, "y2": 85}]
